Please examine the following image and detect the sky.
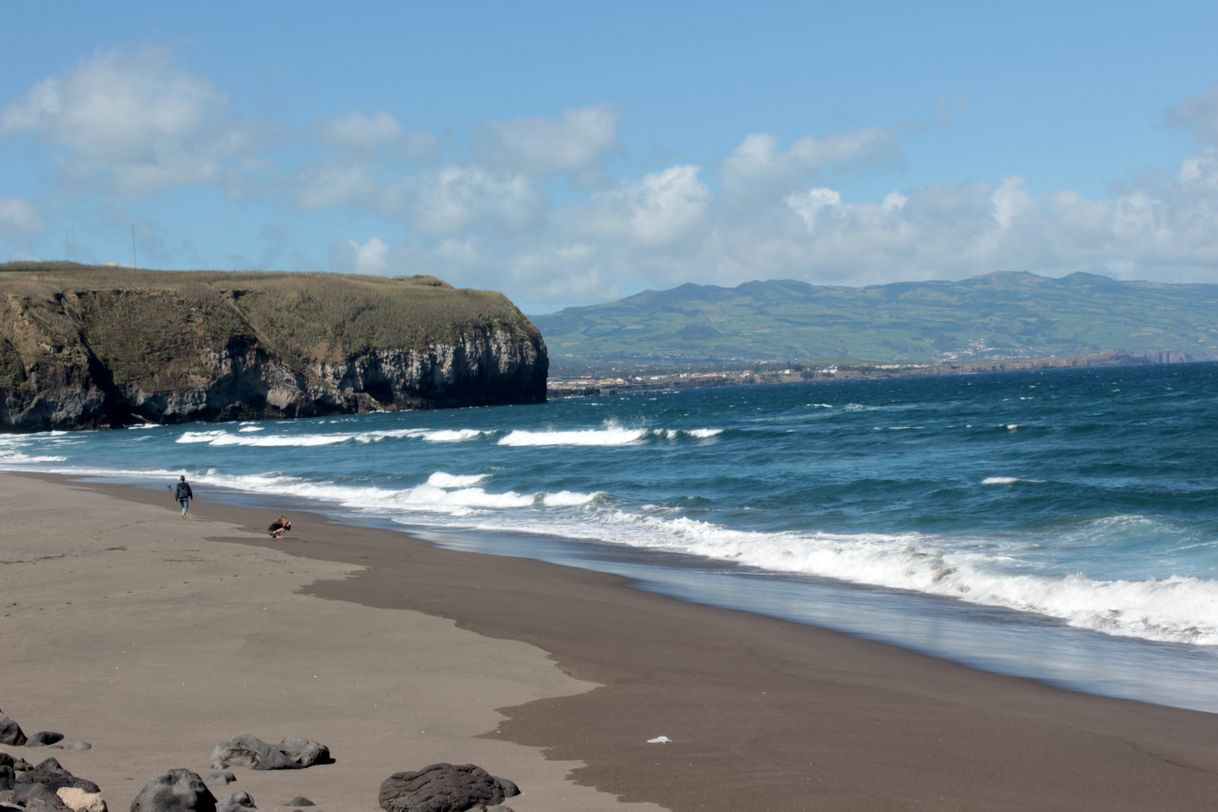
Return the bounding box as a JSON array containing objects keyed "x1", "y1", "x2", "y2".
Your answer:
[{"x1": 2, "y1": 1, "x2": 1218, "y2": 314}]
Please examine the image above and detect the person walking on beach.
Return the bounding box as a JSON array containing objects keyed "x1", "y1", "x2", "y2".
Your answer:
[{"x1": 174, "y1": 475, "x2": 194, "y2": 519}]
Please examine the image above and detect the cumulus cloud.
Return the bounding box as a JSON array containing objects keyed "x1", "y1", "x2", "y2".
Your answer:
[
  {"x1": 412, "y1": 166, "x2": 544, "y2": 235},
  {"x1": 478, "y1": 105, "x2": 619, "y2": 174},
  {"x1": 723, "y1": 128, "x2": 899, "y2": 196},
  {"x1": 582, "y1": 165, "x2": 710, "y2": 246},
  {"x1": 0, "y1": 198, "x2": 44, "y2": 238},
  {"x1": 328, "y1": 236, "x2": 391, "y2": 275},
  {"x1": 0, "y1": 46, "x2": 252, "y2": 196},
  {"x1": 1168, "y1": 82, "x2": 1218, "y2": 145},
  {"x1": 319, "y1": 110, "x2": 437, "y2": 155}
]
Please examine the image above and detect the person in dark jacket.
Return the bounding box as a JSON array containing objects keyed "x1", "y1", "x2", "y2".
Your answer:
[
  {"x1": 174, "y1": 475, "x2": 194, "y2": 519},
  {"x1": 268, "y1": 514, "x2": 291, "y2": 538}
]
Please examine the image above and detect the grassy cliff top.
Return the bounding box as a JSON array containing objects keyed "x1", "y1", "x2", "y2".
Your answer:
[{"x1": 0, "y1": 262, "x2": 539, "y2": 390}]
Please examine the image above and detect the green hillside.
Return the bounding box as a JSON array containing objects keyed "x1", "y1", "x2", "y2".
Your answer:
[{"x1": 533, "y1": 272, "x2": 1218, "y2": 369}]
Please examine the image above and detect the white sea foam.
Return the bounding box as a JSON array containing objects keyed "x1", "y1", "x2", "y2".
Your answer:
[
  {"x1": 0, "y1": 451, "x2": 68, "y2": 464},
  {"x1": 981, "y1": 476, "x2": 1045, "y2": 485},
  {"x1": 499, "y1": 428, "x2": 648, "y2": 447},
  {"x1": 467, "y1": 508, "x2": 1218, "y2": 646},
  {"x1": 238, "y1": 426, "x2": 265, "y2": 433},
  {"x1": 427, "y1": 472, "x2": 488, "y2": 488},
  {"x1": 417, "y1": 429, "x2": 484, "y2": 443},
  {"x1": 499, "y1": 427, "x2": 721, "y2": 447},
  {"x1": 542, "y1": 490, "x2": 600, "y2": 507},
  {"x1": 177, "y1": 427, "x2": 484, "y2": 448}
]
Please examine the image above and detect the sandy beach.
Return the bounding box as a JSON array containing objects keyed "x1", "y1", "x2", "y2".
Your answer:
[{"x1": 3, "y1": 471, "x2": 1218, "y2": 811}]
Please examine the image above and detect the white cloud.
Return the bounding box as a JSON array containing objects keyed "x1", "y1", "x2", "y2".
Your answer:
[
  {"x1": 0, "y1": 46, "x2": 252, "y2": 196},
  {"x1": 328, "y1": 236, "x2": 390, "y2": 275},
  {"x1": 1168, "y1": 83, "x2": 1218, "y2": 145},
  {"x1": 321, "y1": 111, "x2": 404, "y2": 148},
  {"x1": 723, "y1": 128, "x2": 898, "y2": 195},
  {"x1": 583, "y1": 165, "x2": 710, "y2": 246},
  {"x1": 786, "y1": 187, "x2": 842, "y2": 230},
  {"x1": 479, "y1": 105, "x2": 619, "y2": 173},
  {"x1": 319, "y1": 110, "x2": 437, "y2": 156},
  {"x1": 991, "y1": 176, "x2": 1033, "y2": 229},
  {"x1": 0, "y1": 198, "x2": 44, "y2": 237},
  {"x1": 296, "y1": 161, "x2": 380, "y2": 210},
  {"x1": 413, "y1": 166, "x2": 543, "y2": 235},
  {"x1": 1180, "y1": 148, "x2": 1218, "y2": 190}
]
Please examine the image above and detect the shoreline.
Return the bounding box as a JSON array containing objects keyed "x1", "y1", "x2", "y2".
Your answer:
[{"x1": 4, "y1": 472, "x2": 1218, "y2": 810}]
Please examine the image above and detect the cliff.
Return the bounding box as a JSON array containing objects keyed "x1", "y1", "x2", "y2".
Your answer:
[{"x1": 0, "y1": 263, "x2": 548, "y2": 432}]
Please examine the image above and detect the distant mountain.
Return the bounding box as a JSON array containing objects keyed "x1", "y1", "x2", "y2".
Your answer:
[{"x1": 532, "y1": 272, "x2": 1218, "y2": 370}]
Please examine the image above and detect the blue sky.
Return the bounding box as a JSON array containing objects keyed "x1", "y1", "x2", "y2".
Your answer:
[{"x1": 2, "y1": 1, "x2": 1218, "y2": 313}]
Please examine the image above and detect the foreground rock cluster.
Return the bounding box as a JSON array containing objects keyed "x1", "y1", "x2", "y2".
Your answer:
[{"x1": 1, "y1": 708, "x2": 519, "y2": 811}]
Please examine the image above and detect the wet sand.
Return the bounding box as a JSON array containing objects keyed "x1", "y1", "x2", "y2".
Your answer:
[{"x1": 2, "y1": 472, "x2": 1217, "y2": 810}]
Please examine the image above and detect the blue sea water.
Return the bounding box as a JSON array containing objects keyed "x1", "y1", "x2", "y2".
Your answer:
[{"x1": 3, "y1": 363, "x2": 1217, "y2": 712}]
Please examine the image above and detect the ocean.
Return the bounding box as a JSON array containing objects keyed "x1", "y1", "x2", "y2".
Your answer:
[{"x1": 3, "y1": 362, "x2": 1216, "y2": 712}]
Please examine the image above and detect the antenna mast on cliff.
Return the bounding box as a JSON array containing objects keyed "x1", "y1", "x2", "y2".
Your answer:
[{"x1": 131, "y1": 225, "x2": 138, "y2": 270}]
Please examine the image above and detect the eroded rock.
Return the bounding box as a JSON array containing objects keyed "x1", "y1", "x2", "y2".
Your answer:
[
  {"x1": 129, "y1": 769, "x2": 217, "y2": 812},
  {"x1": 28, "y1": 732, "x2": 65, "y2": 748},
  {"x1": 0, "y1": 713, "x2": 28, "y2": 747},
  {"x1": 56, "y1": 787, "x2": 107, "y2": 812},
  {"x1": 214, "y1": 791, "x2": 257, "y2": 812},
  {"x1": 378, "y1": 763, "x2": 519, "y2": 812},
  {"x1": 208, "y1": 736, "x2": 330, "y2": 772}
]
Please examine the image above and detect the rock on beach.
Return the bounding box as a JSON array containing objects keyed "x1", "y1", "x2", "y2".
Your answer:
[{"x1": 378, "y1": 763, "x2": 519, "y2": 812}]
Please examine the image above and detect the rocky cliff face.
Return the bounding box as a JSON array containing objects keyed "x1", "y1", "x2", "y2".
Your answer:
[{"x1": 0, "y1": 265, "x2": 547, "y2": 431}]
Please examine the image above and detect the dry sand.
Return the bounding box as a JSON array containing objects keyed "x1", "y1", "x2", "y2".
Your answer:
[
  {"x1": 0, "y1": 473, "x2": 660, "y2": 811},
  {"x1": 2, "y1": 471, "x2": 1218, "y2": 811}
]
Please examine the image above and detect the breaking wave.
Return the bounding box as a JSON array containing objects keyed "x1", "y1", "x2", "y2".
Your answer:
[
  {"x1": 498, "y1": 427, "x2": 722, "y2": 447},
  {"x1": 496, "y1": 510, "x2": 1218, "y2": 646},
  {"x1": 176, "y1": 428, "x2": 485, "y2": 447}
]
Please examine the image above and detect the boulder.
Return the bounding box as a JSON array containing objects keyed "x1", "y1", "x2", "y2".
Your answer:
[
  {"x1": 378, "y1": 763, "x2": 519, "y2": 812},
  {"x1": 214, "y1": 792, "x2": 257, "y2": 812},
  {"x1": 0, "y1": 713, "x2": 28, "y2": 746},
  {"x1": 202, "y1": 773, "x2": 235, "y2": 789},
  {"x1": 56, "y1": 787, "x2": 108, "y2": 812},
  {"x1": 283, "y1": 799, "x2": 313, "y2": 807},
  {"x1": 208, "y1": 736, "x2": 330, "y2": 771},
  {"x1": 18, "y1": 759, "x2": 100, "y2": 794},
  {"x1": 28, "y1": 732, "x2": 65, "y2": 748},
  {"x1": 8, "y1": 782, "x2": 71, "y2": 810},
  {"x1": 129, "y1": 769, "x2": 217, "y2": 812}
]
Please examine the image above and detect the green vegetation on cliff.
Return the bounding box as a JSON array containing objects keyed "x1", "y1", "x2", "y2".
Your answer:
[{"x1": 0, "y1": 262, "x2": 547, "y2": 430}]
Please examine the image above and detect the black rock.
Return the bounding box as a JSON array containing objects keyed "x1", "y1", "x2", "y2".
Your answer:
[
  {"x1": 129, "y1": 768, "x2": 218, "y2": 812},
  {"x1": 216, "y1": 790, "x2": 258, "y2": 812},
  {"x1": 209, "y1": 736, "x2": 331, "y2": 771},
  {"x1": 27, "y1": 732, "x2": 65, "y2": 748},
  {"x1": 378, "y1": 763, "x2": 520, "y2": 812},
  {"x1": 17, "y1": 758, "x2": 100, "y2": 794},
  {"x1": 0, "y1": 714, "x2": 27, "y2": 747},
  {"x1": 7, "y1": 781, "x2": 71, "y2": 810},
  {"x1": 284, "y1": 799, "x2": 313, "y2": 807}
]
